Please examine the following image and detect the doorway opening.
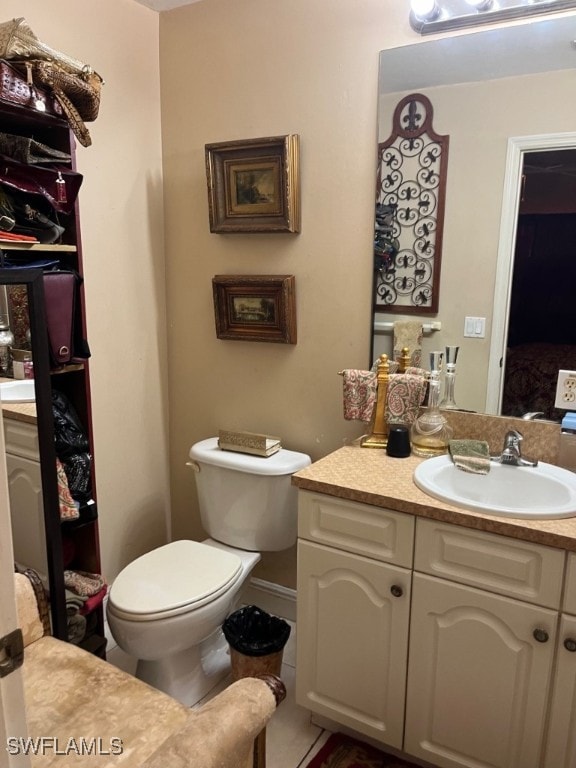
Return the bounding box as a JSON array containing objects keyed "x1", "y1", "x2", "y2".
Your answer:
[
  {"x1": 501, "y1": 148, "x2": 576, "y2": 420},
  {"x1": 487, "y1": 135, "x2": 576, "y2": 418}
]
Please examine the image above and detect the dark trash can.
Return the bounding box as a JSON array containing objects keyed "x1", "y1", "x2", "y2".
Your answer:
[{"x1": 223, "y1": 605, "x2": 291, "y2": 681}]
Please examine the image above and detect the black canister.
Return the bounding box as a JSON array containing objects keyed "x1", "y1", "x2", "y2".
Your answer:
[{"x1": 386, "y1": 425, "x2": 411, "y2": 458}]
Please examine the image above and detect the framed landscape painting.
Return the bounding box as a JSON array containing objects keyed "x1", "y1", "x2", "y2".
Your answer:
[
  {"x1": 212, "y1": 275, "x2": 297, "y2": 344},
  {"x1": 205, "y1": 135, "x2": 300, "y2": 233}
]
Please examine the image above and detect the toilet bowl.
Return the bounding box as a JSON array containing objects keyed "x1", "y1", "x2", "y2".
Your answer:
[
  {"x1": 107, "y1": 538, "x2": 260, "y2": 705},
  {"x1": 107, "y1": 437, "x2": 310, "y2": 706}
]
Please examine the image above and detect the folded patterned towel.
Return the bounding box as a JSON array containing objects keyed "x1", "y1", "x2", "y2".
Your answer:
[
  {"x1": 449, "y1": 439, "x2": 491, "y2": 475},
  {"x1": 386, "y1": 373, "x2": 427, "y2": 427},
  {"x1": 64, "y1": 569, "x2": 105, "y2": 597},
  {"x1": 342, "y1": 369, "x2": 377, "y2": 423}
]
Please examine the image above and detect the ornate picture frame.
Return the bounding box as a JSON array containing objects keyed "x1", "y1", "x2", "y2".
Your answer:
[
  {"x1": 212, "y1": 274, "x2": 297, "y2": 344},
  {"x1": 205, "y1": 135, "x2": 300, "y2": 233}
]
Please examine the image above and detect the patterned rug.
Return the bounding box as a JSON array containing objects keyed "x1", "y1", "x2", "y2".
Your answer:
[{"x1": 303, "y1": 733, "x2": 422, "y2": 768}]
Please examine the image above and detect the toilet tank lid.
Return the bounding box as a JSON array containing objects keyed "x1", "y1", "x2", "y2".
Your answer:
[{"x1": 190, "y1": 437, "x2": 311, "y2": 476}]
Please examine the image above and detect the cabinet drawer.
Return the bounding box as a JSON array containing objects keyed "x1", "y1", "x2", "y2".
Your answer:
[
  {"x1": 415, "y1": 518, "x2": 564, "y2": 608},
  {"x1": 298, "y1": 491, "x2": 414, "y2": 567},
  {"x1": 3, "y1": 419, "x2": 39, "y2": 461}
]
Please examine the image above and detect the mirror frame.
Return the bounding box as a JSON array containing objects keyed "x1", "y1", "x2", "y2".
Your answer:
[{"x1": 0, "y1": 267, "x2": 67, "y2": 638}]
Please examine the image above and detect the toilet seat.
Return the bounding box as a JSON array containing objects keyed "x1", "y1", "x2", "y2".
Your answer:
[{"x1": 108, "y1": 540, "x2": 242, "y2": 622}]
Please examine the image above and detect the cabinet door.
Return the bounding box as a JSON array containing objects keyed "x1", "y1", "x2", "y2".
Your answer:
[
  {"x1": 405, "y1": 573, "x2": 556, "y2": 768},
  {"x1": 6, "y1": 453, "x2": 48, "y2": 577},
  {"x1": 296, "y1": 540, "x2": 411, "y2": 748},
  {"x1": 543, "y1": 614, "x2": 576, "y2": 768}
]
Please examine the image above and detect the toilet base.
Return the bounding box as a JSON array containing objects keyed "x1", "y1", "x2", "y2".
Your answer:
[{"x1": 136, "y1": 627, "x2": 231, "y2": 707}]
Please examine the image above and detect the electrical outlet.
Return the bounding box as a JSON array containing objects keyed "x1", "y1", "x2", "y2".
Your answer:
[{"x1": 555, "y1": 370, "x2": 576, "y2": 409}]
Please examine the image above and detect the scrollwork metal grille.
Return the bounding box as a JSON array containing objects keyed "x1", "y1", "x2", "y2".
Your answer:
[{"x1": 374, "y1": 93, "x2": 449, "y2": 314}]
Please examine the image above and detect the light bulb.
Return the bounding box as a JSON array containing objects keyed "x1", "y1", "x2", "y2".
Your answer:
[{"x1": 410, "y1": 0, "x2": 440, "y2": 20}]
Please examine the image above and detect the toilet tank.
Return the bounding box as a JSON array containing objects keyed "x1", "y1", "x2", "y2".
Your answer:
[{"x1": 189, "y1": 437, "x2": 311, "y2": 551}]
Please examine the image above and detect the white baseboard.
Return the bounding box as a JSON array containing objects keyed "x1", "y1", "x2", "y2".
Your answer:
[{"x1": 241, "y1": 577, "x2": 297, "y2": 623}]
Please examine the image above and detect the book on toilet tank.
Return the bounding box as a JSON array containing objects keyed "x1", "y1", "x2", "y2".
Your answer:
[{"x1": 218, "y1": 429, "x2": 281, "y2": 457}]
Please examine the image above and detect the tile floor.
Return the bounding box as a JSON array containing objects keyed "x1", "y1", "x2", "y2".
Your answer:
[{"x1": 106, "y1": 619, "x2": 331, "y2": 768}]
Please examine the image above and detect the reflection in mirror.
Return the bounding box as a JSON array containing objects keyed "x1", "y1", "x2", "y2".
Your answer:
[
  {"x1": 0, "y1": 268, "x2": 66, "y2": 637},
  {"x1": 374, "y1": 15, "x2": 576, "y2": 420},
  {"x1": 501, "y1": 147, "x2": 576, "y2": 421}
]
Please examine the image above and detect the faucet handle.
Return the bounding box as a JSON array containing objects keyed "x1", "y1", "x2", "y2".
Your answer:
[{"x1": 504, "y1": 429, "x2": 523, "y2": 447}]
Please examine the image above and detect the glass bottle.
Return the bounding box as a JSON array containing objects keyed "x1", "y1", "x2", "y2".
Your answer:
[
  {"x1": 440, "y1": 345, "x2": 460, "y2": 410},
  {"x1": 411, "y1": 351, "x2": 454, "y2": 457}
]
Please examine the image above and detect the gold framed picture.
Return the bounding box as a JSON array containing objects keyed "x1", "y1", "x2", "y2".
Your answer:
[
  {"x1": 212, "y1": 275, "x2": 297, "y2": 344},
  {"x1": 205, "y1": 135, "x2": 300, "y2": 233}
]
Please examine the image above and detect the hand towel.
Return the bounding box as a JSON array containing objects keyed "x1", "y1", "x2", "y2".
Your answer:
[
  {"x1": 65, "y1": 588, "x2": 87, "y2": 615},
  {"x1": 64, "y1": 569, "x2": 105, "y2": 597},
  {"x1": 341, "y1": 369, "x2": 377, "y2": 422},
  {"x1": 393, "y1": 321, "x2": 423, "y2": 367},
  {"x1": 386, "y1": 374, "x2": 427, "y2": 426},
  {"x1": 67, "y1": 612, "x2": 87, "y2": 644},
  {"x1": 449, "y1": 439, "x2": 491, "y2": 475},
  {"x1": 79, "y1": 584, "x2": 108, "y2": 615}
]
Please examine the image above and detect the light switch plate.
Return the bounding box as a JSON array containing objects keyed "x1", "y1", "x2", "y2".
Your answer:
[
  {"x1": 463, "y1": 316, "x2": 486, "y2": 338},
  {"x1": 555, "y1": 370, "x2": 576, "y2": 409}
]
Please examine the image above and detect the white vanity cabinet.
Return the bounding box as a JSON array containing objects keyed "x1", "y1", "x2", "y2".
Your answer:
[
  {"x1": 296, "y1": 491, "x2": 568, "y2": 768},
  {"x1": 4, "y1": 417, "x2": 48, "y2": 577},
  {"x1": 405, "y1": 519, "x2": 563, "y2": 768},
  {"x1": 542, "y1": 552, "x2": 576, "y2": 767},
  {"x1": 296, "y1": 492, "x2": 414, "y2": 748}
]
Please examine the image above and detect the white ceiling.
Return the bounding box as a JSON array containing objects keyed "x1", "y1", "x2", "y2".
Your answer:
[{"x1": 133, "y1": 0, "x2": 201, "y2": 11}]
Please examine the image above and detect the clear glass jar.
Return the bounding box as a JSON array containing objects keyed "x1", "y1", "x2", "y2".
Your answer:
[{"x1": 411, "y1": 351, "x2": 453, "y2": 457}]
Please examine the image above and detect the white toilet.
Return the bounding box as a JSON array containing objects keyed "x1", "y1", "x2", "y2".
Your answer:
[{"x1": 106, "y1": 436, "x2": 310, "y2": 706}]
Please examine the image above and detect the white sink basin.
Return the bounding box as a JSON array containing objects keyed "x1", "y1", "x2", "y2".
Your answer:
[
  {"x1": 414, "y1": 455, "x2": 576, "y2": 519},
  {"x1": 0, "y1": 379, "x2": 36, "y2": 403}
]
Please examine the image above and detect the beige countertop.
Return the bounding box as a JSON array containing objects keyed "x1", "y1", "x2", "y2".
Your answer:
[
  {"x1": 1, "y1": 401, "x2": 37, "y2": 424},
  {"x1": 1, "y1": 376, "x2": 37, "y2": 424},
  {"x1": 292, "y1": 445, "x2": 576, "y2": 552}
]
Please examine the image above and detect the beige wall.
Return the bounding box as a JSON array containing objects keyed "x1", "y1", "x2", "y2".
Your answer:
[
  {"x1": 3, "y1": 0, "x2": 170, "y2": 582},
  {"x1": 160, "y1": 0, "x2": 417, "y2": 588},
  {"x1": 376, "y1": 69, "x2": 576, "y2": 414},
  {"x1": 10, "y1": 2, "x2": 569, "y2": 594}
]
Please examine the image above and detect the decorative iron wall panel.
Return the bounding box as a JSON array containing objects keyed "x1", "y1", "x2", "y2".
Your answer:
[{"x1": 374, "y1": 93, "x2": 449, "y2": 315}]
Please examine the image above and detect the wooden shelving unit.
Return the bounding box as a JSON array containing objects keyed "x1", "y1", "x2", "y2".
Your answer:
[{"x1": 0, "y1": 87, "x2": 105, "y2": 656}]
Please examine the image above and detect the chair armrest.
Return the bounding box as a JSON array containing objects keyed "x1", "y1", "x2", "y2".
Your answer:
[
  {"x1": 14, "y1": 569, "x2": 50, "y2": 646},
  {"x1": 141, "y1": 676, "x2": 285, "y2": 768}
]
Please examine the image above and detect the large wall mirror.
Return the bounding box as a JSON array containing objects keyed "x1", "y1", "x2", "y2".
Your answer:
[
  {"x1": 374, "y1": 15, "x2": 576, "y2": 420},
  {"x1": 0, "y1": 268, "x2": 66, "y2": 638}
]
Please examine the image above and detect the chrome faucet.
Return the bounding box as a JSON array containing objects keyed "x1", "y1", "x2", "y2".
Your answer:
[{"x1": 492, "y1": 429, "x2": 538, "y2": 467}]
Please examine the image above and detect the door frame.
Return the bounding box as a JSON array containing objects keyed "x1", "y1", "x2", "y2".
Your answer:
[
  {"x1": 486, "y1": 131, "x2": 576, "y2": 414},
  {"x1": 0, "y1": 410, "x2": 31, "y2": 767}
]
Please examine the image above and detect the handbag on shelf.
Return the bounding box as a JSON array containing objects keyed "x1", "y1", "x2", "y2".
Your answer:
[
  {"x1": 0, "y1": 155, "x2": 82, "y2": 214},
  {"x1": 43, "y1": 269, "x2": 91, "y2": 367},
  {"x1": 0, "y1": 17, "x2": 95, "y2": 76},
  {"x1": 0, "y1": 59, "x2": 63, "y2": 116},
  {"x1": 0, "y1": 18, "x2": 103, "y2": 147},
  {"x1": 0, "y1": 131, "x2": 71, "y2": 164},
  {"x1": 0, "y1": 185, "x2": 64, "y2": 244},
  {"x1": 16, "y1": 60, "x2": 103, "y2": 148}
]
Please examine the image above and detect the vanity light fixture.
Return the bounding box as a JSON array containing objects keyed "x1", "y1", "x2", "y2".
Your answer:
[{"x1": 410, "y1": 0, "x2": 576, "y2": 34}]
